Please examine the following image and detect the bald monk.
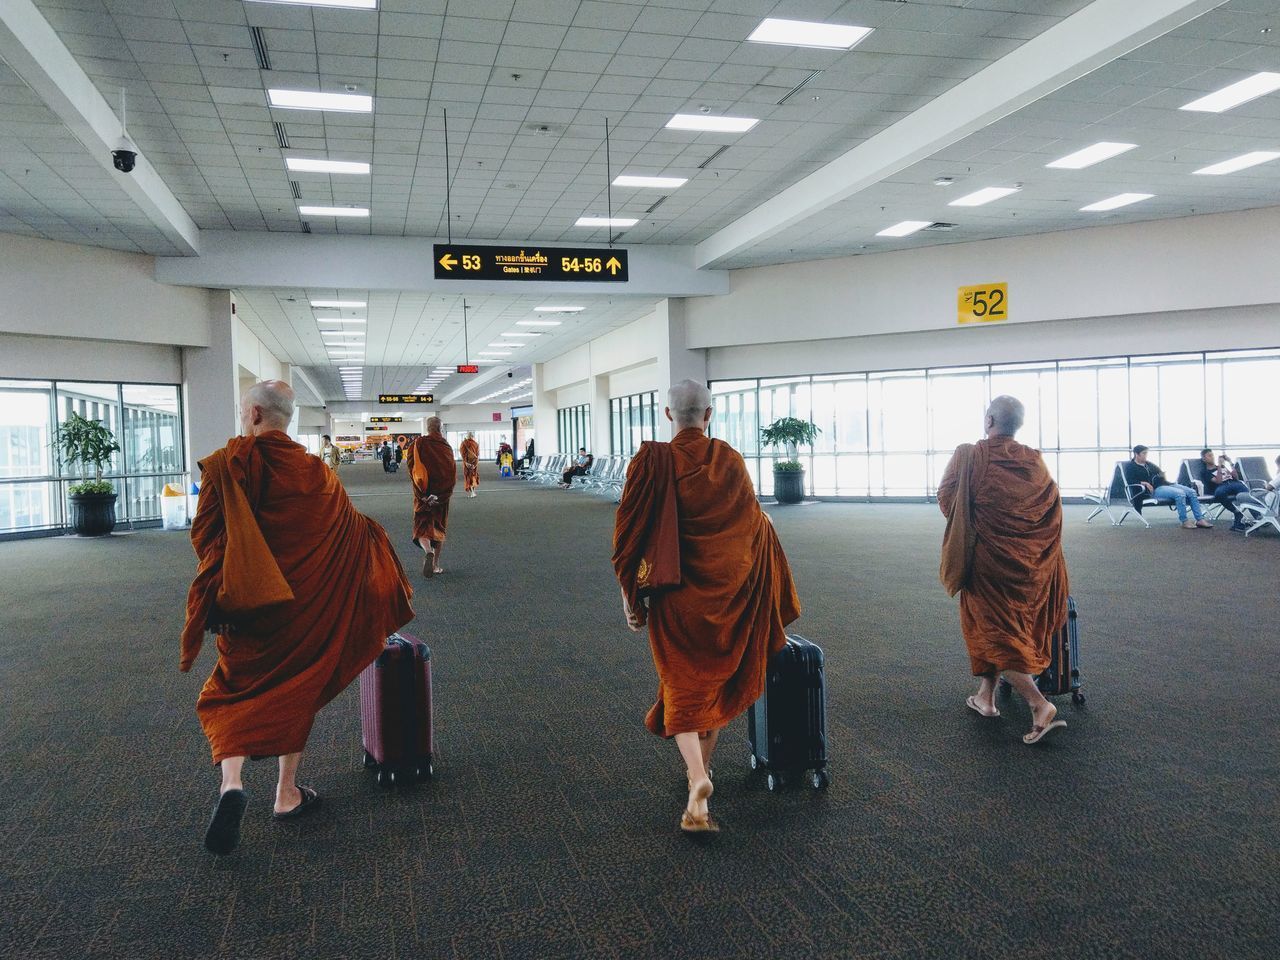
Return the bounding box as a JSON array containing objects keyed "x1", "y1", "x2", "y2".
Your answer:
[
  {"x1": 613, "y1": 379, "x2": 800, "y2": 834},
  {"x1": 182, "y1": 381, "x2": 413, "y2": 855},
  {"x1": 459, "y1": 432, "x2": 480, "y2": 498},
  {"x1": 405, "y1": 416, "x2": 456, "y2": 578},
  {"x1": 938, "y1": 395, "x2": 1070, "y2": 746}
]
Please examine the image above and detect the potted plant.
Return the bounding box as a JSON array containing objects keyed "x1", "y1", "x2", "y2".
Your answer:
[
  {"x1": 760, "y1": 416, "x2": 821, "y2": 504},
  {"x1": 54, "y1": 412, "x2": 122, "y2": 536}
]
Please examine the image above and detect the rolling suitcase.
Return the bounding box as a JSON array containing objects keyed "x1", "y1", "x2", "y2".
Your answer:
[
  {"x1": 359, "y1": 633, "x2": 434, "y2": 787},
  {"x1": 1000, "y1": 595, "x2": 1084, "y2": 705},
  {"x1": 747, "y1": 635, "x2": 830, "y2": 791}
]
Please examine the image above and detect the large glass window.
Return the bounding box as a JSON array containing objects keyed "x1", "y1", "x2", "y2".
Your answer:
[
  {"x1": 0, "y1": 379, "x2": 186, "y2": 535},
  {"x1": 609, "y1": 391, "x2": 658, "y2": 456},
  {"x1": 556, "y1": 404, "x2": 590, "y2": 454},
  {"x1": 710, "y1": 347, "x2": 1280, "y2": 500}
]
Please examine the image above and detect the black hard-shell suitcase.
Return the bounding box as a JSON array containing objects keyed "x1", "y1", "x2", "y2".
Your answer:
[
  {"x1": 358, "y1": 633, "x2": 434, "y2": 787},
  {"x1": 1000, "y1": 596, "x2": 1084, "y2": 705},
  {"x1": 746, "y1": 635, "x2": 830, "y2": 790}
]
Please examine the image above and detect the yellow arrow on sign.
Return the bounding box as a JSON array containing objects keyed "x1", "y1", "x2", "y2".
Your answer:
[
  {"x1": 606, "y1": 256, "x2": 621, "y2": 275},
  {"x1": 438, "y1": 253, "x2": 458, "y2": 271}
]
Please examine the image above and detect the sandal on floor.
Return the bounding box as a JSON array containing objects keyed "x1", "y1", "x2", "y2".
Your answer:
[
  {"x1": 966, "y1": 696, "x2": 1000, "y2": 718},
  {"x1": 1023, "y1": 706, "x2": 1067, "y2": 745},
  {"x1": 273, "y1": 785, "x2": 321, "y2": 821},
  {"x1": 422, "y1": 550, "x2": 434, "y2": 579},
  {"x1": 204, "y1": 789, "x2": 248, "y2": 855},
  {"x1": 680, "y1": 809, "x2": 720, "y2": 833}
]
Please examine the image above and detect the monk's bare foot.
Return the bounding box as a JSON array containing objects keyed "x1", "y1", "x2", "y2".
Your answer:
[
  {"x1": 433, "y1": 566, "x2": 444, "y2": 575},
  {"x1": 681, "y1": 777, "x2": 718, "y2": 833},
  {"x1": 966, "y1": 694, "x2": 999, "y2": 718},
  {"x1": 1024, "y1": 701, "x2": 1066, "y2": 744}
]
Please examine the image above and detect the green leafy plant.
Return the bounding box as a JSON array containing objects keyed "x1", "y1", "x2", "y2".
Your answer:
[
  {"x1": 53, "y1": 412, "x2": 121, "y2": 492},
  {"x1": 760, "y1": 417, "x2": 821, "y2": 467}
]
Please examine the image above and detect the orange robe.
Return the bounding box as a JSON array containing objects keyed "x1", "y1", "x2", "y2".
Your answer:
[
  {"x1": 405, "y1": 433, "x2": 456, "y2": 544},
  {"x1": 180, "y1": 431, "x2": 413, "y2": 763},
  {"x1": 938, "y1": 435, "x2": 1069, "y2": 676},
  {"x1": 459, "y1": 437, "x2": 480, "y2": 492},
  {"x1": 613, "y1": 428, "x2": 801, "y2": 737}
]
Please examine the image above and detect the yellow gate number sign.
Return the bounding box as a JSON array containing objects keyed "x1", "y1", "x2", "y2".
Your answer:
[{"x1": 957, "y1": 283, "x2": 1008, "y2": 324}]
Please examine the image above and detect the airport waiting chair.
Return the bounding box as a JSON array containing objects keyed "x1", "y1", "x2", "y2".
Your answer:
[
  {"x1": 1238, "y1": 488, "x2": 1280, "y2": 537},
  {"x1": 1236, "y1": 456, "x2": 1273, "y2": 495},
  {"x1": 1085, "y1": 462, "x2": 1154, "y2": 527},
  {"x1": 1175, "y1": 460, "x2": 1228, "y2": 520},
  {"x1": 566, "y1": 456, "x2": 606, "y2": 489}
]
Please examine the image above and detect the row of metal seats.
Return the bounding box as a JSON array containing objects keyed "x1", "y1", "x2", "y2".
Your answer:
[
  {"x1": 519, "y1": 454, "x2": 629, "y2": 499},
  {"x1": 1086, "y1": 455, "x2": 1276, "y2": 532}
]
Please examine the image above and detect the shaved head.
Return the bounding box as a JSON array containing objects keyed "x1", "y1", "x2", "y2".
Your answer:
[
  {"x1": 240, "y1": 380, "x2": 295, "y2": 435},
  {"x1": 985, "y1": 395, "x2": 1024, "y2": 437},
  {"x1": 667, "y1": 379, "x2": 712, "y2": 431},
  {"x1": 426, "y1": 416, "x2": 443, "y2": 434}
]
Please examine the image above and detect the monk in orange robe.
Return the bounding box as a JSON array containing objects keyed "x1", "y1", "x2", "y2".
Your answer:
[
  {"x1": 938, "y1": 395, "x2": 1070, "y2": 746},
  {"x1": 181, "y1": 381, "x2": 413, "y2": 855},
  {"x1": 405, "y1": 416, "x2": 456, "y2": 578},
  {"x1": 613, "y1": 380, "x2": 800, "y2": 833},
  {"x1": 460, "y1": 432, "x2": 480, "y2": 497}
]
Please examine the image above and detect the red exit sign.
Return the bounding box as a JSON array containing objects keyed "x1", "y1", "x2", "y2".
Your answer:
[{"x1": 456, "y1": 364, "x2": 479, "y2": 374}]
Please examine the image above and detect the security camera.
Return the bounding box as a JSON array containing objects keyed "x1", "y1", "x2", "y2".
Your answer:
[{"x1": 111, "y1": 138, "x2": 137, "y2": 174}]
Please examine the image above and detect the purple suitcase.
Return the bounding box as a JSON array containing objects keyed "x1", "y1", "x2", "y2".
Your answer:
[{"x1": 359, "y1": 633, "x2": 434, "y2": 787}]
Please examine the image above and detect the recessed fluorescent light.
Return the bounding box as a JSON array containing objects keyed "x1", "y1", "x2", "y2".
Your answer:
[
  {"x1": 876, "y1": 220, "x2": 933, "y2": 238},
  {"x1": 317, "y1": 319, "x2": 367, "y2": 325},
  {"x1": 286, "y1": 158, "x2": 371, "y2": 175},
  {"x1": 666, "y1": 113, "x2": 759, "y2": 133},
  {"x1": 479, "y1": 351, "x2": 512, "y2": 356},
  {"x1": 516, "y1": 319, "x2": 562, "y2": 327},
  {"x1": 1080, "y1": 193, "x2": 1154, "y2": 212},
  {"x1": 575, "y1": 216, "x2": 639, "y2": 227},
  {"x1": 488, "y1": 343, "x2": 521, "y2": 348},
  {"x1": 269, "y1": 89, "x2": 373, "y2": 113},
  {"x1": 249, "y1": 1, "x2": 377, "y2": 8},
  {"x1": 298, "y1": 205, "x2": 369, "y2": 217},
  {"x1": 612, "y1": 174, "x2": 688, "y2": 189},
  {"x1": 502, "y1": 332, "x2": 540, "y2": 338},
  {"x1": 747, "y1": 17, "x2": 873, "y2": 50},
  {"x1": 534, "y1": 306, "x2": 583, "y2": 312},
  {"x1": 1192, "y1": 151, "x2": 1280, "y2": 175},
  {"x1": 311, "y1": 300, "x2": 366, "y2": 308},
  {"x1": 1180, "y1": 72, "x2": 1280, "y2": 113},
  {"x1": 948, "y1": 186, "x2": 1020, "y2": 207},
  {"x1": 1046, "y1": 141, "x2": 1138, "y2": 169}
]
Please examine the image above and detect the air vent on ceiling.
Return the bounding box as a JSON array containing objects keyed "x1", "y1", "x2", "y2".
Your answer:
[
  {"x1": 776, "y1": 70, "x2": 824, "y2": 105},
  {"x1": 301, "y1": 222, "x2": 311, "y2": 233},
  {"x1": 273, "y1": 122, "x2": 289, "y2": 149},
  {"x1": 645, "y1": 195, "x2": 668, "y2": 214},
  {"x1": 250, "y1": 27, "x2": 271, "y2": 71},
  {"x1": 698, "y1": 145, "x2": 730, "y2": 169},
  {"x1": 924, "y1": 222, "x2": 957, "y2": 231},
  {"x1": 289, "y1": 180, "x2": 302, "y2": 200}
]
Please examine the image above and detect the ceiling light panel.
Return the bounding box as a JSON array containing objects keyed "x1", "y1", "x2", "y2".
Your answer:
[
  {"x1": 747, "y1": 17, "x2": 873, "y2": 50},
  {"x1": 876, "y1": 220, "x2": 933, "y2": 237},
  {"x1": 666, "y1": 114, "x2": 760, "y2": 133},
  {"x1": 575, "y1": 216, "x2": 639, "y2": 227},
  {"x1": 311, "y1": 300, "x2": 366, "y2": 308},
  {"x1": 269, "y1": 90, "x2": 374, "y2": 113},
  {"x1": 502, "y1": 332, "x2": 540, "y2": 338},
  {"x1": 286, "y1": 158, "x2": 371, "y2": 175},
  {"x1": 534, "y1": 306, "x2": 583, "y2": 312},
  {"x1": 1192, "y1": 151, "x2": 1280, "y2": 175},
  {"x1": 613, "y1": 175, "x2": 688, "y2": 189},
  {"x1": 298, "y1": 206, "x2": 369, "y2": 217},
  {"x1": 249, "y1": 1, "x2": 377, "y2": 8},
  {"x1": 1180, "y1": 72, "x2": 1280, "y2": 113},
  {"x1": 1045, "y1": 142, "x2": 1138, "y2": 169},
  {"x1": 517, "y1": 320, "x2": 562, "y2": 326},
  {"x1": 1080, "y1": 193, "x2": 1153, "y2": 212},
  {"x1": 948, "y1": 186, "x2": 1020, "y2": 207}
]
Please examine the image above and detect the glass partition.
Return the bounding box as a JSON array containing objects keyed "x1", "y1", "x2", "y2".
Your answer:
[
  {"x1": 609, "y1": 392, "x2": 658, "y2": 456},
  {"x1": 556, "y1": 404, "x2": 590, "y2": 455}
]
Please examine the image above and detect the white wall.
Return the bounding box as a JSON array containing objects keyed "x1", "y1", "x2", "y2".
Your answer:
[
  {"x1": 0, "y1": 332, "x2": 181, "y2": 382},
  {"x1": 0, "y1": 232, "x2": 211, "y2": 346},
  {"x1": 233, "y1": 311, "x2": 285, "y2": 383},
  {"x1": 608, "y1": 362, "x2": 659, "y2": 398}
]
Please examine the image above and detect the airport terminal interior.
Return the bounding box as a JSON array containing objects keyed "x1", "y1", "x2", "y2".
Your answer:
[{"x1": 1, "y1": 0, "x2": 1278, "y2": 957}]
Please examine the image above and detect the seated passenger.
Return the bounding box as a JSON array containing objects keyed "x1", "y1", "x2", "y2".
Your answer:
[
  {"x1": 1122, "y1": 445, "x2": 1210, "y2": 529},
  {"x1": 613, "y1": 380, "x2": 800, "y2": 832},
  {"x1": 938, "y1": 395, "x2": 1071, "y2": 745},
  {"x1": 560, "y1": 448, "x2": 593, "y2": 488},
  {"x1": 1197, "y1": 448, "x2": 1248, "y2": 532}
]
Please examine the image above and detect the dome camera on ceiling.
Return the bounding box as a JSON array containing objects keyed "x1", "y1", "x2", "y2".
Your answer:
[{"x1": 111, "y1": 137, "x2": 137, "y2": 174}]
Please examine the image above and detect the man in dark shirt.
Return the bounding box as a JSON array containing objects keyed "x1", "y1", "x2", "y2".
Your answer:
[
  {"x1": 560, "y1": 448, "x2": 593, "y2": 488},
  {"x1": 1122, "y1": 445, "x2": 1210, "y2": 529},
  {"x1": 1197, "y1": 448, "x2": 1248, "y2": 532}
]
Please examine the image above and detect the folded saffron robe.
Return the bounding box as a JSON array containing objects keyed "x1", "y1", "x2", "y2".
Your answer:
[
  {"x1": 459, "y1": 437, "x2": 480, "y2": 492},
  {"x1": 406, "y1": 433, "x2": 457, "y2": 544},
  {"x1": 614, "y1": 428, "x2": 801, "y2": 737},
  {"x1": 181, "y1": 431, "x2": 413, "y2": 763},
  {"x1": 938, "y1": 435, "x2": 1069, "y2": 676}
]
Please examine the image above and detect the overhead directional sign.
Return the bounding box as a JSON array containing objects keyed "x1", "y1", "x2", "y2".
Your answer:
[
  {"x1": 456, "y1": 364, "x2": 480, "y2": 374},
  {"x1": 369, "y1": 416, "x2": 402, "y2": 423},
  {"x1": 378, "y1": 394, "x2": 433, "y2": 404},
  {"x1": 434, "y1": 244, "x2": 628, "y2": 282}
]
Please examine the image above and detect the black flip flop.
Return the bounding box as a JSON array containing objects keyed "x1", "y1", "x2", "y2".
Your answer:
[
  {"x1": 273, "y1": 785, "x2": 321, "y2": 821},
  {"x1": 204, "y1": 789, "x2": 248, "y2": 856}
]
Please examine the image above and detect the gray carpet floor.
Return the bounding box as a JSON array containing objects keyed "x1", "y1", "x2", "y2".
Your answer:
[{"x1": 0, "y1": 460, "x2": 1277, "y2": 959}]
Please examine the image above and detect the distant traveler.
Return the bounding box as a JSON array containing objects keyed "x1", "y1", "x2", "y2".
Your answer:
[
  {"x1": 1197, "y1": 449, "x2": 1248, "y2": 531},
  {"x1": 405, "y1": 417, "x2": 456, "y2": 578},
  {"x1": 496, "y1": 441, "x2": 513, "y2": 466},
  {"x1": 394, "y1": 442, "x2": 404, "y2": 468},
  {"x1": 1123, "y1": 445, "x2": 1210, "y2": 528},
  {"x1": 613, "y1": 380, "x2": 800, "y2": 833},
  {"x1": 938, "y1": 395, "x2": 1071, "y2": 746},
  {"x1": 319, "y1": 434, "x2": 340, "y2": 470},
  {"x1": 560, "y1": 448, "x2": 593, "y2": 488},
  {"x1": 460, "y1": 432, "x2": 481, "y2": 497},
  {"x1": 181, "y1": 380, "x2": 413, "y2": 856},
  {"x1": 380, "y1": 441, "x2": 393, "y2": 473}
]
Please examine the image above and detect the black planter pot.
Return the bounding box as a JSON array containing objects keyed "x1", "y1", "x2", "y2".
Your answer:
[
  {"x1": 69, "y1": 492, "x2": 118, "y2": 536},
  {"x1": 773, "y1": 469, "x2": 806, "y2": 504}
]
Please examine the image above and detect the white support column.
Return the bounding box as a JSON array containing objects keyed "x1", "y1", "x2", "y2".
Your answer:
[
  {"x1": 531, "y1": 363, "x2": 557, "y2": 453},
  {"x1": 182, "y1": 290, "x2": 238, "y2": 470},
  {"x1": 590, "y1": 373, "x2": 611, "y2": 456},
  {"x1": 654, "y1": 298, "x2": 708, "y2": 439}
]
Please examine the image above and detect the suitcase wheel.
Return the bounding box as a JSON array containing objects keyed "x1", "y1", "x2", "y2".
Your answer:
[
  {"x1": 375, "y1": 769, "x2": 393, "y2": 789},
  {"x1": 1072, "y1": 690, "x2": 1086, "y2": 705},
  {"x1": 811, "y1": 770, "x2": 830, "y2": 790},
  {"x1": 766, "y1": 772, "x2": 782, "y2": 792},
  {"x1": 747, "y1": 753, "x2": 759, "y2": 771},
  {"x1": 414, "y1": 760, "x2": 434, "y2": 781},
  {"x1": 362, "y1": 750, "x2": 376, "y2": 769}
]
